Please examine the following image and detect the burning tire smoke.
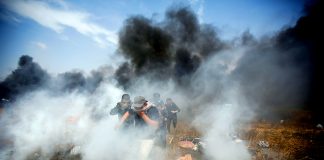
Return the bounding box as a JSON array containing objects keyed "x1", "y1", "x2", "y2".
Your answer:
[{"x1": 116, "y1": 7, "x2": 224, "y2": 88}]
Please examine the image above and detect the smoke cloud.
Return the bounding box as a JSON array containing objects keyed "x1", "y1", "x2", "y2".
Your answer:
[
  {"x1": 275, "y1": 0, "x2": 324, "y2": 111},
  {"x1": 116, "y1": 4, "x2": 316, "y2": 111},
  {"x1": 116, "y1": 7, "x2": 224, "y2": 88},
  {"x1": 0, "y1": 55, "x2": 49, "y2": 100},
  {"x1": 0, "y1": 56, "x2": 115, "y2": 102}
]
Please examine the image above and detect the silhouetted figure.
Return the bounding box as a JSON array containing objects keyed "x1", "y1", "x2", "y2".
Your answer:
[
  {"x1": 110, "y1": 94, "x2": 133, "y2": 129},
  {"x1": 165, "y1": 98, "x2": 180, "y2": 133}
]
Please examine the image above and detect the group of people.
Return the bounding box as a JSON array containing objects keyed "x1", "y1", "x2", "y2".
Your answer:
[{"x1": 110, "y1": 93, "x2": 180, "y2": 148}]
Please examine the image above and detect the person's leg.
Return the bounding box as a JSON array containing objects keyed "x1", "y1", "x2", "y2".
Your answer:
[
  {"x1": 166, "y1": 118, "x2": 171, "y2": 133},
  {"x1": 152, "y1": 128, "x2": 167, "y2": 149},
  {"x1": 160, "y1": 129, "x2": 167, "y2": 148},
  {"x1": 173, "y1": 116, "x2": 177, "y2": 129}
]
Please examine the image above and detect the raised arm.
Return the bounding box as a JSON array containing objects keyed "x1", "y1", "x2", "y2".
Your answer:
[
  {"x1": 110, "y1": 103, "x2": 120, "y2": 115},
  {"x1": 138, "y1": 111, "x2": 159, "y2": 128},
  {"x1": 114, "y1": 111, "x2": 130, "y2": 129},
  {"x1": 175, "y1": 103, "x2": 180, "y2": 112}
]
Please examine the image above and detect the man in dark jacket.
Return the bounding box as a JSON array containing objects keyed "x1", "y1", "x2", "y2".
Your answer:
[
  {"x1": 110, "y1": 94, "x2": 133, "y2": 128},
  {"x1": 116, "y1": 96, "x2": 167, "y2": 146},
  {"x1": 165, "y1": 98, "x2": 180, "y2": 133},
  {"x1": 131, "y1": 96, "x2": 159, "y2": 129}
]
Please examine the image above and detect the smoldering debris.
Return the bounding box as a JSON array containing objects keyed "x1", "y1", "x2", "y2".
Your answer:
[{"x1": 178, "y1": 136, "x2": 205, "y2": 152}]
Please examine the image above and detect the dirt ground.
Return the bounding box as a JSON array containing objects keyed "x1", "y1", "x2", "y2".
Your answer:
[{"x1": 166, "y1": 109, "x2": 324, "y2": 160}]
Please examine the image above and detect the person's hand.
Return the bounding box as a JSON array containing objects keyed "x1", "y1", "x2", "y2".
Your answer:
[
  {"x1": 115, "y1": 111, "x2": 129, "y2": 130},
  {"x1": 138, "y1": 111, "x2": 159, "y2": 127},
  {"x1": 137, "y1": 111, "x2": 145, "y2": 117}
]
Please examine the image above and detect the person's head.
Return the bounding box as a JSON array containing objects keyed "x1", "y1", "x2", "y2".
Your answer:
[
  {"x1": 132, "y1": 96, "x2": 147, "y2": 111},
  {"x1": 120, "y1": 94, "x2": 131, "y2": 109},
  {"x1": 121, "y1": 94, "x2": 131, "y2": 103}
]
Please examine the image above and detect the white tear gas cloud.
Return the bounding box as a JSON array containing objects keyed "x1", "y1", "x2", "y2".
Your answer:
[
  {"x1": 1, "y1": 50, "x2": 255, "y2": 159},
  {"x1": 194, "y1": 103, "x2": 251, "y2": 160},
  {"x1": 1, "y1": 82, "x2": 158, "y2": 159},
  {"x1": 0, "y1": 78, "x2": 173, "y2": 159}
]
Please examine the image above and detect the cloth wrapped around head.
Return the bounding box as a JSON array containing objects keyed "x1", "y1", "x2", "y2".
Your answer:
[{"x1": 120, "y1": 94, "x2": 131, "y2": 109}]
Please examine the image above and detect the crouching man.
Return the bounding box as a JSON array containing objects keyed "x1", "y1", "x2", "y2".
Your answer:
[
  {"x1": 115, "y1": 96, "x2": 165, "y2": 160},
  {"x1": 110, "y1": 94, "x2": 133, "y2": 129}
]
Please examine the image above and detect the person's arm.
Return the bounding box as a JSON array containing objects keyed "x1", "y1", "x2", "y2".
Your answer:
[
  {"x1": 175, "y1": 103, "x2": 180, "y2": 112},
  {"x1": 138, "y1": 111, "x2": 159, "y2": 128},
  {"x1": 115, "y1": 111, "x2": 129, "y2": 129},
  {"x1": 171, "y1": 103, "x2": 180, "y2": 113},
  {"x1": 110, "y1": 103, "x2": 120, "y2": 115}
]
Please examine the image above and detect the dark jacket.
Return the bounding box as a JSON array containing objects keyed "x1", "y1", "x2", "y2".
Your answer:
[
  {"x1": 110, "y1": 102, "x2": 131, "y2": 118},
  {"x1": 166, "y1": 103, "x2": 180, "y2": 118},
  {"x1": 131, "y1": 105, "x2": 159, "y2": 128},
  {"x1": 110, "y1": 102, "x2": 133, "y2": 128},
  {"x1": 129, "y1": 103, "x2": 160, "y2": 138}
]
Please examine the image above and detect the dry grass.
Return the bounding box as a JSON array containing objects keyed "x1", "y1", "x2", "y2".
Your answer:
[
  {"x1": 165, "y1": 110, "x2": 324, "y2": 160},
  {"x1": 242, "y1": 122, "x2": 324, "y2": 160},
  {"x1": 25, "y1": 109, "x2": 324, "y2": 160}
]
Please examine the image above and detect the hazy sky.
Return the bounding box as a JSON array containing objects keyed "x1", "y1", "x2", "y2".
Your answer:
[{"x1": 0, "y1": 0, "x2": 306, "y2": 79}]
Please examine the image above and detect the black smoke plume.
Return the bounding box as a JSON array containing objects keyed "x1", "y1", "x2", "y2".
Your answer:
[
  {"x1": 276, "y1": 0, "x2": 324, "y2": 110},
  {"x1": 0, "y1": 56, "x2": 109, "y2": 101},
  {"x1": 116, "y1": 7, "x2": 224, "y2": 88},
  {"x1": 57, "y1": 69, "x2": 108, "y2": 93},
  {"x1": 0, "y1": 55, "x2": 49, "y2": 100},
  {"x1": 58, "y1": 71, "x2": 86, "y2": 92},
  {"x1": 114, "y1": 62, "x2": 134, "y2": 88},
  {"x1": 118, "y1": 16, "x2": 172, "y2": 79},
  {"x1": 116, "y1": 2, "x2": 323, "y2": 115}
]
